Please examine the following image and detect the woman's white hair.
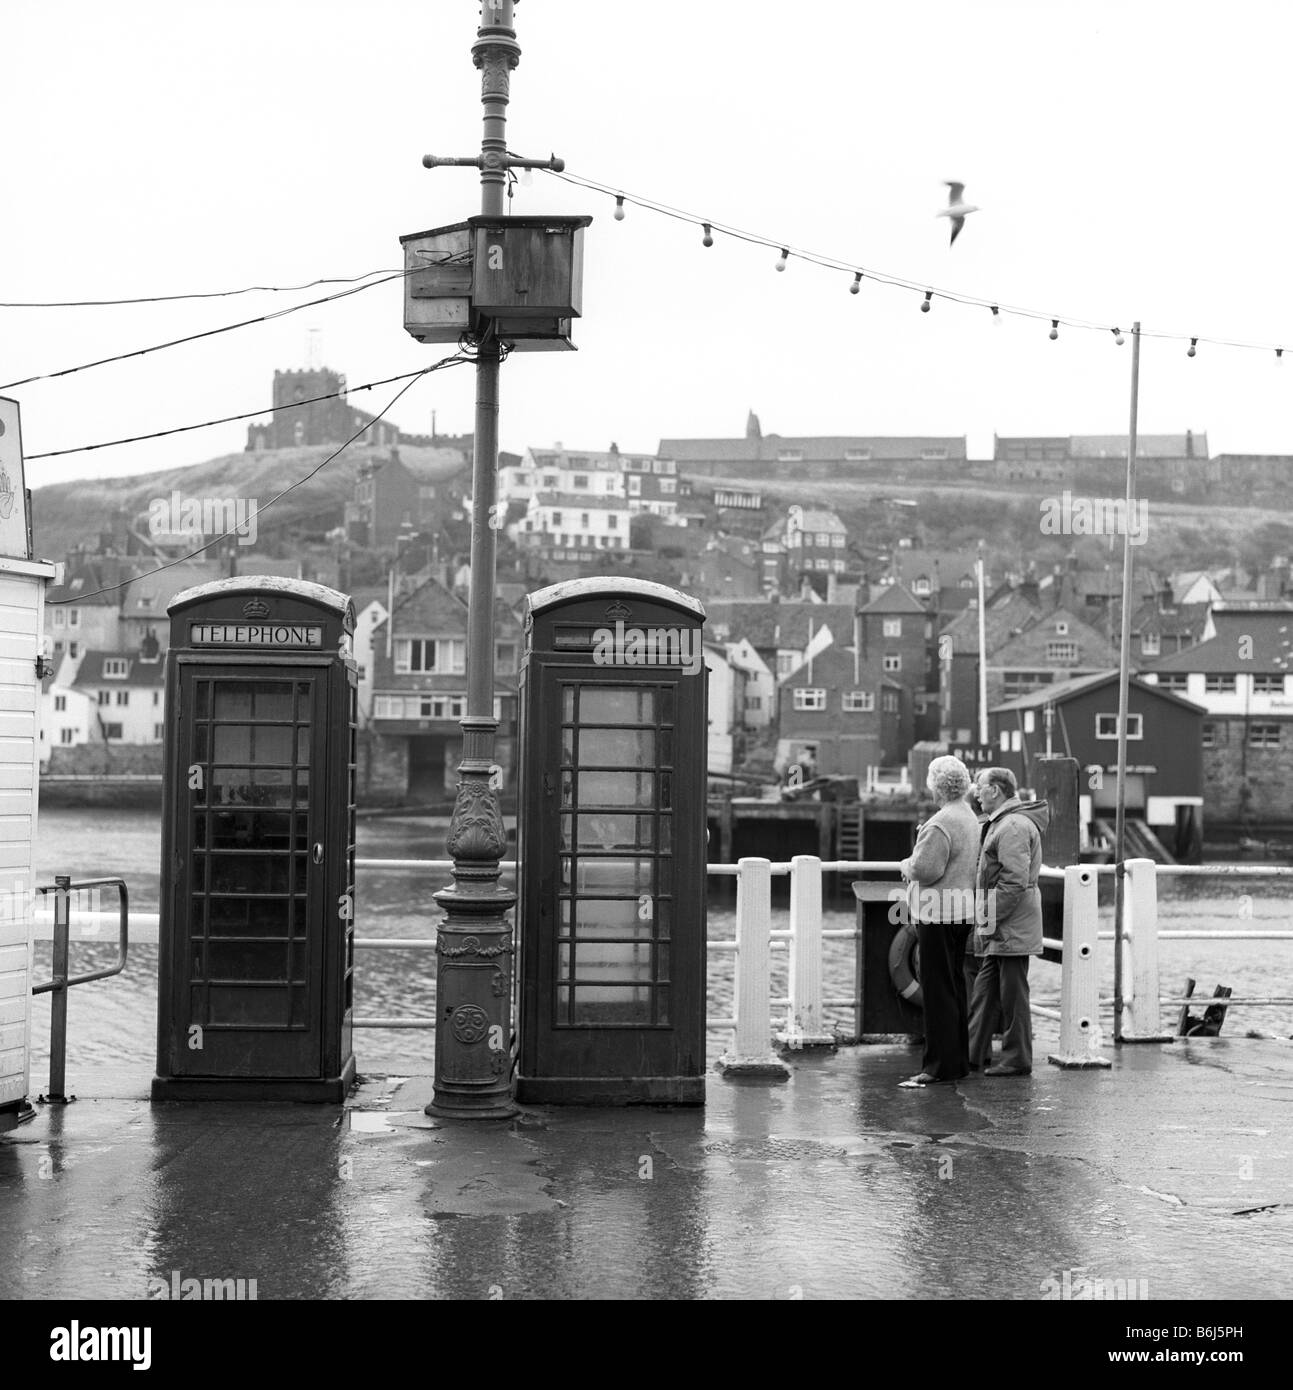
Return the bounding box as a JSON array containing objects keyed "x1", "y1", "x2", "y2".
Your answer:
[{"x1": 926, "y1": 754, "x2": 971, "y2": 802}]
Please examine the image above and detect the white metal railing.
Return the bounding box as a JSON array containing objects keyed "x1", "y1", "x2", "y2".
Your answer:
[{"x1": 33, "y1": 854, "x2": 1292, "y2": 1057}]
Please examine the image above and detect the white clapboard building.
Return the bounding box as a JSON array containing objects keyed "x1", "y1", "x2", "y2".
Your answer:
[{"x1": 0, "y1": 397, "x2": 58, "y2": 1132}]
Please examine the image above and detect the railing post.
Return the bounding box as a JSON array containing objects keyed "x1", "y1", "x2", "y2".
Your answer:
[
  {"x1": 42, "y1": 875, "x2": 72, "y2": 1104},
  {"x1": 1047, "y1": 865, "x2": 1111, "y2": 1068},
  {"x1": 1121, "y1": 857, "x2": 1173, "y2": 1041},
  {"x1": 776, "y1": 856, "x2": 834, "y2": 1050},
  {"x1": 716, "y1": 858, "x2": 790, "y2": 1078}
]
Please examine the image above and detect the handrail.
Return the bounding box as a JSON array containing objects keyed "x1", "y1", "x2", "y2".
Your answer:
[{"x1": 30, "y1": 876, "x2": 129, "y2": 1104}]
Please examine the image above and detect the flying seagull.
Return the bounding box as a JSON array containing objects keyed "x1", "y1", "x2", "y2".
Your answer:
[{"x1": 937, "y1": 181, "x2": 980, "y2": 245}]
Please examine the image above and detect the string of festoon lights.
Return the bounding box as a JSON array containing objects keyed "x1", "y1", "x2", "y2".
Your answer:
[{"x1": 539, "y1": 164, "x2": 1289, "y2": 363}]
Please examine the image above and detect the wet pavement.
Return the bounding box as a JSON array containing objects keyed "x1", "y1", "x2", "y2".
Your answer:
[{"x1": 2, "y1": 1038, "x2": 1291, "y2": 1303}]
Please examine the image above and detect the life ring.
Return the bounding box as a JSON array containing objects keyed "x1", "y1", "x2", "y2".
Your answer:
[{"x1": 888, "y1": 921, "x2": 923, "y2": 1008}]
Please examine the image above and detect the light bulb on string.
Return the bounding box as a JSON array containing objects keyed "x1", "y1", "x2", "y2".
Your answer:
[
  {"x1": 614, "y1": 195, "x2": 626, "y2": 221},
  {"x1": 1187, "y1": 338, "x2": 1198, "y2": 358},
  {"x1": 1049, "y1": 319, "x2": 1059, "y2": 341},
  {"x1": 850, "y1": 272, "x2": 862, "y2": 295},
  {"x1": 990, "y1": 305, "x2": 1001, "y2": 324},
  {"x1": 776, "y1": 248, "x2": 789, "y2": 272},
  {"x1": 520, "y1": 166, "x2": 534, "y2": 188},
  {"x1": 1112, "y1": 327, "x2": 1125, "y2": 346},
  {"x1": 1278, "y1": 349, "x2": 1285, "y2": 365},
  {"x1": 701, "y1": 222, "x2": 713, "y2": 247},
  {"x1": 921, "y1": 291, "x2": 932, "y2": 313}
]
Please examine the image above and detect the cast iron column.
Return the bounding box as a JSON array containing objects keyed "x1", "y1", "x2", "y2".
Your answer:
[{"x1": 427, "y1": 0, "x2": 520, "y2": 1118}]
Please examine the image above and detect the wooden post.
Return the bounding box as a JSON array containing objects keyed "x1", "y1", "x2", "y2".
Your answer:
[
  {"x1": 777, "y1": 856, "x2": 835, "y2": 1050},
  {"x1": 1047, "y1": 865, "x2": 1111, "y2": 1068},
  {"x1": 1121, "y1": 857, "x2": 1172, "y2": 1041},
  {"x1": 716, "y1": 858, "x2": 790, "y2": 1078}
]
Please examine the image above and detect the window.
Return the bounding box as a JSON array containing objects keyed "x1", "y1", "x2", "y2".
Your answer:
[
  {"x1": 154, "y1": 723, "x2": 165, "y2": 739},
  {"x1": 1023, "y1": 710, "x2": 1036, "y2": 734},
  {"x1": 1201, "y1": 722, "x2": 1217, "y2": 748},
  {"x1": 551, "y1": 510, "x2": 564, "y2": 527},
  {"x1": 745, "y1": 696, "x2": 762, "y2": 711},
  {"x1": 776, "y1": 653, "x2": 796, "y2": 676},
  {"x1": 97, "y1": 690, "x2": 110, "y2": 707},
  {"x1": 68, "y1": 609, "x2": 80, "y2": 628},
  {"x1": 843, "y1": 690, "x2": 874, "y2": 712},
  {"x1": 1001, "y1": 671, "x2": 1052, "y2": 699},
  {"x1": 1253, "y1": 674, "x2": 1285, "y2": 693},
  {"x1": 573, "y1": 475, "x2": 590, "y2": 489},
  {"x1": 115, "y1": 690, "x2": 129, "y2": 706},
  {"x1": 69, "y1": 643, "x2": 79, "y2": 659},
  {"x1": 395, "y1": 638, "x2": 465, "y2": 674},
  {"x1": 607, "y1": 514, "x2": 619, "y2": 529},
  {"x1": 920, "y1": 447, "x2": 949, "y2": 461},
  {"x1": 102, "y1": 722, "x2": 123, "y2": 740},
  {"x1": 833, "y1": 559, "x2": 845, "y2": 573},
  {"x1": 1249, "y1": 723, "x2": 1281, "y2": 747},
  {"x1": 581, "y1": 512, "x2": 591, "y2": 529},
  {"x1": 542, "y1": 474, "x2": 559, "y2": 487},
  {"x1": 882, "y1": 690, "x2": 899, "y2": 713},
  {"x1": 844, "y1": 447, "x2": 871, "y2": 462},
  {"x1": 60, "y1": 728, "x2": 76, "y2": 745},
  {"x1": 831, "y1": 534, "x2": 844, "y2": 547},
  {"x1": 1205, "y1": 675, "x2": 1237, "y2": 693},
  {"x1": 1096, "y1": 713, "x2": 1143, "y2": 739},
  {"x1": 1156, "y1": 673, "x2": 1188, "y2": 691},
  {"x1": 495, "y1": 642, "x2": 517, "y2": 674},
  {"x1": 883, "y1": 618, "x2": 902, "y2": 637},
  {"x1": 1047, "y1": 641, "x2": 1078, "y2": 662},
  {"x1": 883, "y1": 653, "x2": 901, "y2": 672},
  {"x1": 660, "y1": 479, "x2": 676, "y2": 494},
  {"x1": 793, "y1": 687, "x2": 826, "y2": 711},
  {"x1": 913, "y1": 577, "x2": 931, "y2": 596},
  {"x1": 815, "y1": 532, "x2": 831, "y2": 547},
  {"x1": 1055, "y1": 621, "x2": 1069, "y2": 635},
  {"x1": 53, "y1": 608, "x2": 65, "y2": 628},
  {"x1": 778, "y1": 449, "x2": 804, "y2": 463},
  {"x1": 103, "y1": 658, "x2": 130, "y2": 679},
  {"x1": 1140, "y1": 631, "x2": 1161, "y2": 656},
  {"x1": 153, "y1": 691, "x2": 161, "y2": 706},
  {"x1": 54, "y1": 695, "x2": 66, "y2": 711}
]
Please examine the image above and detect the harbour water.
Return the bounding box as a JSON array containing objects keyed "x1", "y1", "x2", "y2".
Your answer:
[{"x1": 27, "y1": 807, "x2": 1293, "y2": 1085}]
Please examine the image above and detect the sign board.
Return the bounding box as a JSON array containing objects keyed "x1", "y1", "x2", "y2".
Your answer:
[
  {"x1": 189, "y1": 622, "x2": 324, "y2": 648},
  {"x1": 949, "y1": 743, "x2": 995, "y2": 767},
  {"x1": 0, "y1": 397, "x2": 30, "y2": 561}
]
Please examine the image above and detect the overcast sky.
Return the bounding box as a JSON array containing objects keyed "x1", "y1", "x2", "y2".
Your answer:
[{"x1": 7, "y1": 1, "x2": 1293, "y2": 492}]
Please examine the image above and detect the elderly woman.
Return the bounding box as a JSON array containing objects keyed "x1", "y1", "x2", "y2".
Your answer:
[{"x1": 897, "y1": 755, "x2": 980, "y2": 1087}]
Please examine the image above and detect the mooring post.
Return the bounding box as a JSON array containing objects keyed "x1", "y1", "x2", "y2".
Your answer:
[
  {"x1": 1047, "y1": 865, "x2": 1111, "y2": 1068},
  {"x1": 717, "y1": 858, "x2": 790, "y2": 1078}
]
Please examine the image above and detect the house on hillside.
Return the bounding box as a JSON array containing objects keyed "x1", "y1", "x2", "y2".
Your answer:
[
  {"x1": 776, "y1": 640, "x2": 908, "y2": 782},
  {"x1": 68, "y1": 641, "x2": 167, "y2": 746},
  {"x1": 704, "y1": 597, "x2": 855, "y2": 693},
  {"x1": 938, "y1": 588, "x2": 1042, "y2": 742},
  {"x1": 39, "y1": 656, "x2": 96, "y2": 769},
  {"x1": 1140, "y1": 603, "x2": 1293, "y2": 825},
  {"x1": 365, "y1": 577, "x2": 522, "y2": 802},
  {"x1": 989, "y1": 671, "x2": 1205, "y2": 861}
]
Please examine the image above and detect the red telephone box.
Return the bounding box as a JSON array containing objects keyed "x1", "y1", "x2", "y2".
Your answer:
[
  {"x1": 515, "y1": 578, "x2": 708, "y2": 1104},
  {"x1": 152, "y1": 578, "x2": 358, "y2": 1101}
]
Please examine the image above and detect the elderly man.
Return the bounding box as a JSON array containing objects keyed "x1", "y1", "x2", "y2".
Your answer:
[{"x1": 968, "y1": 766, "x2": 1050, "y2": 1076}]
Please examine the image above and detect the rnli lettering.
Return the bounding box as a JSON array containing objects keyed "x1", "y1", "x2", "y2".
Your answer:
[{"x1": 189, "y1": 622, "x2": 323, "y2": 648}]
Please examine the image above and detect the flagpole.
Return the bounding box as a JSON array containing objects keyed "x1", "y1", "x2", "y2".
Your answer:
[{"x1": 1112, "y1": 321, "x2": 1141, "y2": 1044}]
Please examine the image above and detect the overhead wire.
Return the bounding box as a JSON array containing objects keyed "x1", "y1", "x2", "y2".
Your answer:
[
  {"x1": 0, "y1": 270, "x2": 408, "y2": 391},
  {"x1": 27, "y1": 367, "x2": 445, "y2": 459},
  {"x1": 46, "y1": 351, "x2": 471, "y2": 605},
  {"x1": 0, "y1": 268, "x2": 403, "y2": 309}
]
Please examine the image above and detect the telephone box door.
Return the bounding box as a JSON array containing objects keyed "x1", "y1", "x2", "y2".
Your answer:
[
  {"x1": 522, "y1": 667, "x2": 703, "y2": 1092},
  {"x1": 166, "y1": 667, "x2": 326, "y2": 1077}
]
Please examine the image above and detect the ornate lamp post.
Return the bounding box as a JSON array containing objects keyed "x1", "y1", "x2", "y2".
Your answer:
[{"x1": 418, "y1": 1, "x2": 569, "y2": 1118}]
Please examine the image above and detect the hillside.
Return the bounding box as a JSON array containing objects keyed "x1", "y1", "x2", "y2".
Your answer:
[{"x1": 29, "y1": 443, "x2": 467, "y2": 564}]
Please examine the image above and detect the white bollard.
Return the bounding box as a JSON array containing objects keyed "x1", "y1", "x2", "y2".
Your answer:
[
  {"x1": 776, "y1": 856, "x2": 836, "y2": 1051},
  {"x1": 716, "y1": 858, "x2": 791, "y2": 1078},
  {"x1": 1121, "y1": 857, "x2": 1173, "y2": 1041},
  {"x1": 1047, "y1": 864, "x2": 1111, "y2": 1068}
]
